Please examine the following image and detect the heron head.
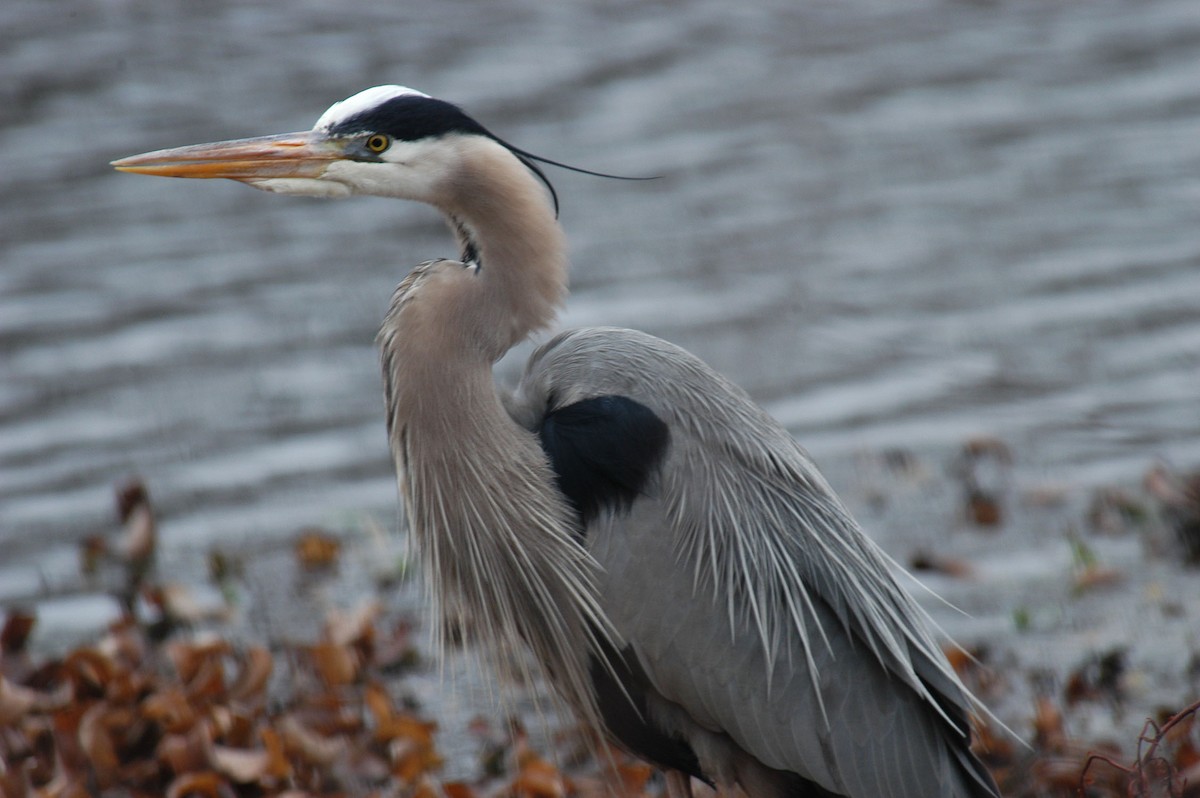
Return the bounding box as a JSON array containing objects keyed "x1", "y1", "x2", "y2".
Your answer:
[
  {"x1": 111, "y1": 85, "x2": 527, "y2": 204},
  {"x1": 114, "y1": 85, "x2": 653, "y2": 214}
]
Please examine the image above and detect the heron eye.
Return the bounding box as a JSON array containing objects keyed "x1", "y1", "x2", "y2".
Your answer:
[{"x1": 366, "y1": 134, "x2": 391, "y2": 153}]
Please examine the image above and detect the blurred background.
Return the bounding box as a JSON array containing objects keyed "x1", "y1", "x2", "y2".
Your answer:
[{"x1": 2, "y1": 0, "x2": 1199, "y2": 760}]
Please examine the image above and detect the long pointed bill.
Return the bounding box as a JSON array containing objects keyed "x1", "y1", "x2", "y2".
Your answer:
[{"x1": 112, "y1": 132, "x2": 349, "y2": 196}]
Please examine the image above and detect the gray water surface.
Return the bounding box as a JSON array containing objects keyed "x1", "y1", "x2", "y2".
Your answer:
[{"x1": 3, "y1": 0, "x2": 1200, "y2": 751}]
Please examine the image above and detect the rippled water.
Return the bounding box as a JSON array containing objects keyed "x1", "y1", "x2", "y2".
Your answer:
[{"x1": 3, "y1": 0, "x2": 1200, "y2": 750}]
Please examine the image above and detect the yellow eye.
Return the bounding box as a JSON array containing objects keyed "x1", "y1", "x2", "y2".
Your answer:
[{"x1": 366, "y1": 134, "x2": 391, "y2": 153}]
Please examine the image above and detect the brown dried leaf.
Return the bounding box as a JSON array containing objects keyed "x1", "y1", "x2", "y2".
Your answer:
[
  {"x1": 966, "y1": 491, "x2": 1003, "y2": 527},
  {"x1": 141, "y1": 686, "x2": 197, "y2": 734},
  {"x1": 364, "y1": 681, "x2": 395, "y2": 731},
  {"x1": 1033, "y1": 696, "x2": 1067, "y2": 753},
  {"x1": 1, "y1": 608, "x2": 36, "y2": 655},
  {"x1": 0, "y1": 769, "x2": 28, "y2": 798},
  {"x1": 117, "y1": 503, "x2": 157, "y2": 565},
  {"x1": 342, "y1": 745, "x2": 393, "y2": 784},
  {"x1": 168, "y1": 639, "x2": 232, "y2": 686},
  {"x1": 210, "y1": 743, "x2": 270, "y2": 784},
  {"x1": 941, "y1": 646, "x2": 975, "y2": 678},
  {"x1": 1073, "y1": 565, "x2": 1124, "y2": 593},
  {"x1": 444, "y1": 782, "x2": 477, "y2": 798},
  {"x1": 323, "y1": 600, "x2": 380, "y2": 648},
  {"x1": 51, "y1": 701, "x2": 92, "y2": 774},
  {"x1": 211, "y1": 705, "x2": 258, "y2": 748},
  {"x1": 277, "y1": 713, "x2": 347, "y2": 767},
  {"x1": 0, "y1": 676, "x2": 70, "y2": 728},
  {"x1": 508, "y1": 756, "x2": 569, "y2": 798},
  {"x1": 971, "y1": 718, "x2": 1016, "y2": 766},
  {"x1": 294, "y1": 529, "x2": 341, "y2": 570},
  {"x1": 367, "y1": 682, "x2": 438, "y2": 749},
  {"x1": 36, "y1": 776, "x2": 95, "y2": 798},
  {"x1": 77, "y1": 702, "x2": 122, "y2": 788},
  {"x1": 147, "y1": 584, "x2": 229, "y2": 625},
  {"x1": 503, "y1": 730, "x2": 569, "y2": 798},
  {"x1": 206, "y1": 704, "x2": 235, "y2": 740},
  {"x1": 364, "y1": 676, "x2": 393, "y2": 720},
  {"x1": 96, "y1": 616, "x2": 148, "y2": 668},
  {"x1": 116, "y1": 479, "x2": 151, "y2": 523},
  {"x1": 261, "y1": 728, "x2": 292, "y2": 781},
  {"x1": 18, "y1": 717, "x2": 62, "y2": 783},
  {"x1": 305, "y1": 641, "x2": 360, "y2": 687},
  {"x1": 186, "y1": 658, "x2": 229, "y2": 702},
  {"x1": 165, "y1": 770, "x2": 237, "y2": 798},
  {"x1": 288, "y1": 689, "x2": 363, "y2": 737},
  {"x1": 365, "y1": 683, "x2": 440, "y2": 782},
  {"x1": 411, "y1": 775, "x2": 446, "y2": 798},
  {"x1": 116, "y1": 756, "x2": 162, "y2": 791},
  {"x1": 157, "y1": 722, "x2": 214, "y2": 777},
  {"x1": 105, "y1": 666, "x2": 148, "y2": 705},
  {"x1": 615, "y1": 761, "x2": 655, "y2": 794},
  {"x1": 62, "y1": 648, "x2": 116, "y2": 699},
  {"x1": 1, "y1": 676, "x2": 42, "y2": 725},
  {"x1": 390, "y1": 731, "x2": 444, "y2": 784},
  {"x1": 227, "y1": 645, "x2": 272, "y2": 704}
]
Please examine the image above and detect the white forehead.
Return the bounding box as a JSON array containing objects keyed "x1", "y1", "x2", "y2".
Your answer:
[{"x1": 314, "y1": 85, "x2": 430, "y2": 132}]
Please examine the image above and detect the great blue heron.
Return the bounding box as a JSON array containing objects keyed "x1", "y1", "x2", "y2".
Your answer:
[{"x1": 114, "y1": 86, "x2": 1001, "y2": 798}]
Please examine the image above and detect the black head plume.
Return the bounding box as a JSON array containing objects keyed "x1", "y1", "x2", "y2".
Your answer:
[{"x1": 489, "y1": 135, "x2": 660, "y2": 217}]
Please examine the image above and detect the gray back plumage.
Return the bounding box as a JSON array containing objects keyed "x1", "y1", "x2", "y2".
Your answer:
[{"x1": 512, "y1": 327, "x2": 999, "y2": 798}]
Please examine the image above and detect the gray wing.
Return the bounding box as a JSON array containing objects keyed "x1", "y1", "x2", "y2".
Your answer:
[{"x1": 512, "y1": 327, "x2": 998, "y2": 798}]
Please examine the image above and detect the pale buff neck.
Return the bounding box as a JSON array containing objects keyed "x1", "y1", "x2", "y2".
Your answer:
[
  {"x1": 375, "y1": 135, "x2": 572, "y2": 540},
  {"x1": 379, "y1": 137, "x2": 568, "y2": 427},
  {"x1": 443, "y1": 137, "x2": 568, "y2": 359},
  {"x1": 375, "y1": 139, "x2": 611, "y2": 733}
]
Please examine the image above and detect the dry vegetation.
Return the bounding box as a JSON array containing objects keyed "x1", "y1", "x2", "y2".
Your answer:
[{"x1": 2, "y1": 460, "x2": 1198, "y2": 798}]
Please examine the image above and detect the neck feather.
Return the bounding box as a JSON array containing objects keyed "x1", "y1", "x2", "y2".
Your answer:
[
  {"x1": 443, "y1": 138, "x2": 568, "y2": 355},
  {"x1": 377, "y1": 347, "x2": 613, "y2": 734},
  {"x1": 377, "y1": 139, "x2": 614, "y2": 737}
]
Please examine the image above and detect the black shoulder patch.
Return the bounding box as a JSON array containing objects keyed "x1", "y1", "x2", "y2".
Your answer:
[
  {"x1": 538, "y1": 395, "x2": 669, "y2": 527},
  {"x1": 328, "y1": 95, "x2": 489, "y2": 142}
]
